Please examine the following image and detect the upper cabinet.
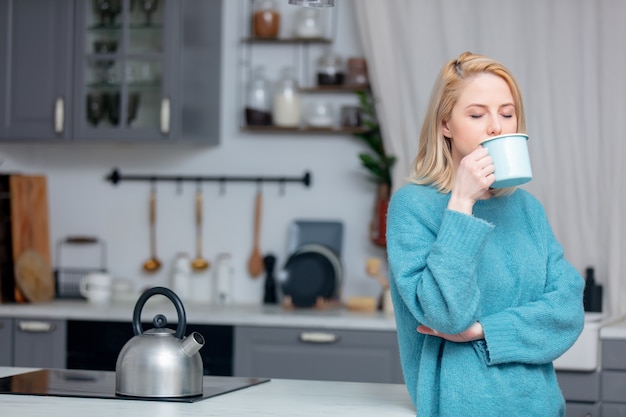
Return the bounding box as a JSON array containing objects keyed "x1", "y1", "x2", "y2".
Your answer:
[
  {"x1": 0, "y1": 0, "x2": 74, "y2": 141},
  {"x1": 0, "y1": 0, "x2": 222, "y2": 144}
]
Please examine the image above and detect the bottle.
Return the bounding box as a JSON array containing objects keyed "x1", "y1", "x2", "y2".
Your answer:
[
  {"x1": 273, "y1": 67, "x2": 301, "y2": 127},
  {"x1": 214, "y1": 253, "x2": 234, "y2": 305},
  {"x1": 170, "y1": 253, "x2": 191, "y2": 302},
  {"x1": 583, "y1": 267, "x2": 603, "y2": 312},
  {"x1": 263, "y1": 254, "x2": 278, "y2": 304},
  {"x1": 252, "y1": 0, "x2": 280, "y2": 39},
  {"x1": 245, "y1": 66, "x2": 273, "y2": 126}
]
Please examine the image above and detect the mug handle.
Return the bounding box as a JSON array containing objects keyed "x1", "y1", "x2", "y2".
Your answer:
[{"x1": 79, "y1": 277, "x2": 90, "y2": 298}]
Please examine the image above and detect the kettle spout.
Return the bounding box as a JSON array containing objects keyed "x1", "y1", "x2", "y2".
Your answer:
[{"x1": 181, "y1": 332, "x2": 205, "y2": 357}]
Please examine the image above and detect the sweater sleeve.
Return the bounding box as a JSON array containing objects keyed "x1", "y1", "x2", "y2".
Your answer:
[
  {"x1": 387, "y1": 186, "x2": 494, "y2": 334},
  {"x1": 475, "y1": 206, "x2": 585, "y2": 366}
]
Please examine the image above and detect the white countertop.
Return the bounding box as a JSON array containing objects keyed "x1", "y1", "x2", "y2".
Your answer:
[
  {"x1": 0, "y1": 300, "x2": 397, "y2": 331},
  {"x1": 600, "y1": 315, "x2": 626, "y2": 339},
  {"x1": 0, "y1": 367, "x2": 414, "y2": 417}
]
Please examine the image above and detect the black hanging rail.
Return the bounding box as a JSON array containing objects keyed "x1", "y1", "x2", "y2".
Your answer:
[{"x1": 105, "y1": 168, "x2": 312, "y2": 188}]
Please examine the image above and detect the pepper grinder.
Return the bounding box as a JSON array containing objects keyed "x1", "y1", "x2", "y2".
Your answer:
[{"x1": 263, "y1": 254, "x2": 278, "y2": 304}]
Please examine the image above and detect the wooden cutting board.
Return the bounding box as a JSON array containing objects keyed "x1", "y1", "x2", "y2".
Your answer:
[{"x1": 9, "y1": 175, "x2": 52, "y2": 302}]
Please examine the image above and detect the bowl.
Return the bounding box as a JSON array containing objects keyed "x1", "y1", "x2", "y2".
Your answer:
[{"x1": 481, "y1": 133, "x2": 532, "y2": 188}]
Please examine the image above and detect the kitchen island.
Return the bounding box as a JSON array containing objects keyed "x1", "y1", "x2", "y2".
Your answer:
[{"x1": 0, "y1": 367, "x2": 415, "y2": 417}]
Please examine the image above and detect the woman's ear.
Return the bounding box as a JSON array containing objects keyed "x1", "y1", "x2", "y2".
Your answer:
[{"x1": 441, "y1": 119, "x2": 452, "y2": 138}]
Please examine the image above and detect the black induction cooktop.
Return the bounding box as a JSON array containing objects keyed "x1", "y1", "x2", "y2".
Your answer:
[{"x1": 0, "y1": 369, "x2": 270, "y2": 403}]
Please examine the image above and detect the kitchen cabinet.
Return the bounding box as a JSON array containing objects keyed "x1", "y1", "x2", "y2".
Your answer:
[
  {"x1": 0, "y1": 0, "x2": 74, "y2": 141},
  {"x1": 556, "y1": 371, "x2": 601, "y2": 416},
  {"x1": 601, "y1": 339, "x2": 626, "y2": 416},
  {"x1": 0, "y1": 318, "x2": 14, "y2": 366},
  {"x1": 0, "y1": 0, "x2": 222, "y2": 144},
  {"x1": 13, "y1": 318, "x2": 66, "y2": 369},
  {"x1": 233, "y1": 325, "x2": 404, "y2": 383},
  {"x1": 73, "y1": 0, "x2": 222, "y2": 144}
]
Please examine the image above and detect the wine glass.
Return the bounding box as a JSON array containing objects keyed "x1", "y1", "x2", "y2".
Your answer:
[
  {"x1": 107, "y1": 0, "x2": 122, "y2": 25},
  {"x1": 128, "y1": 93, "x2": 141, "y2": 125},
  {"x1": 86, "y1": 93, "x2": 104, "y2": 126},
  {"x1": 140, "y1": 0, "x2": 159, "y2": 26},
  {"x1": 107, "y1": 92, "x2": 121, "y2": 126}
]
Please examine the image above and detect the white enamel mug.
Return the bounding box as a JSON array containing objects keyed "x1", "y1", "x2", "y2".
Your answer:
[
  {"x1": 80, "y1": 272, "x2": 113, "y2": 304},
  {"x1": 481, "y1": 133, "x2": 532, "y2": 188}
]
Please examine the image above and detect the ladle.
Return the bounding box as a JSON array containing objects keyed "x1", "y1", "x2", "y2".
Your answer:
[
  {"x1": 191, "y1": 186, "x2": 210, "y2": 271},
  {"x1": 142, "y1": 186, "x2": 161, "y2": 273},
  {"x1": 247, "y1": 189, "x2": 264, "y2": 278}
]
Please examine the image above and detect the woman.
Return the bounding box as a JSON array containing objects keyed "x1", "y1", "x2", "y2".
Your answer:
[{"x1": 386, "y1": 52, "x2": 584, "y2": 416}]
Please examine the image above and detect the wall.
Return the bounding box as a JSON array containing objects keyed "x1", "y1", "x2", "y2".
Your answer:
[{"x1": 0, "y1": 0, "x2": 387, "y2": 304}]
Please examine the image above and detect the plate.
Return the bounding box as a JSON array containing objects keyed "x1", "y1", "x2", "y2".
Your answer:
[{"x1": 281, "y1": 250, "x2": 336, "y2": 308}]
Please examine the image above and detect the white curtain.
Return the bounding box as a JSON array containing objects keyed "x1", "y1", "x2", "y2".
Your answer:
[{"x1": 354, "y1": 0, "x2": 626, "y2": 317}]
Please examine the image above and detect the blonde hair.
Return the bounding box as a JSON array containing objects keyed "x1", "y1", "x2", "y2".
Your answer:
[{"x1": 411, "y1": 52, "x2": 526, "y2": 196}]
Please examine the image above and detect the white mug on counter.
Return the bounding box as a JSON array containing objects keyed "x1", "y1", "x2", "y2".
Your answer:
[{"x1": 80, "y1": 272, "x2": 113, "y2": 304}]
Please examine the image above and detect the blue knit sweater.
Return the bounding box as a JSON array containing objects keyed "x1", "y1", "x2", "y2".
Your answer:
[{"x1": 386, "y1": 184, "x2": 585, "y2": 417}]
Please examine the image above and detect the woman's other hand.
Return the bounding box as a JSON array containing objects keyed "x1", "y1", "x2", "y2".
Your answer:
[
  {"x1": 417, "y1": 322, "x2": 485, "y2": 343},
  {"x1": 448, "y1": 147, "x2": 495, "y2": 214}
]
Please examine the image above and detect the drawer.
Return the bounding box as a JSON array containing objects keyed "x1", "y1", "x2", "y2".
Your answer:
[
  {"x1": 234, "y1": 326, "x2": 403, "y2": 383},
  {"x1": 602, "y1": 339, "x2": 626, "y2": 371},
  {"x1": 602, "y1": 371, "x2": 626, "y2": 403},
  {"x1": 0, "y1": 318, "x2": 14, "y2": 366},
  {"x1": 557, "y1": 371, "x2": 600, "y2": 402},
  {"x1": 565, "y1": 402, "x2": 600, "y2": 417},
  {"x1": 602, "y1": 403, "x2": 626, "y2": 417}
]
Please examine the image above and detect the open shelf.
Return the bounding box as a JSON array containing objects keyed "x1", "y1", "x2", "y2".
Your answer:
[{"x1": 242, "y1": 126, "x2": 368, "y2": 135}]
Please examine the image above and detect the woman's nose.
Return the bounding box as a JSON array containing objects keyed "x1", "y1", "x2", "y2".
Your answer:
[{"x1": 487, "y1": 117, "x2": 502, "y2": 136}]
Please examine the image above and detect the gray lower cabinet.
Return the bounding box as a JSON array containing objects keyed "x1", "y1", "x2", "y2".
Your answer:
[
  {"x1": 234, "y1": 326, "x2": 404, "y2": 384},
  {"x1": 602, "y1": 339, "x2": 626, "y2": 417},
  {"x1": 0, "y1": 0, "x2": 74, "y2": 141},
  {"x1": 557, "y1": 370, "x2": 601, "y2": 417},
  {"x1": 13, "y1": 318, "x2": 66, "y2": 369},
  {"x1": 0, "y1": 318, "x2": 14, "y2": 366}
]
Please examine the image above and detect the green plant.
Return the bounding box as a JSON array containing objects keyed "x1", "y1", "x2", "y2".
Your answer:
[{"x1": 354, "y1": 91, "x2": 396, "y2": 189}]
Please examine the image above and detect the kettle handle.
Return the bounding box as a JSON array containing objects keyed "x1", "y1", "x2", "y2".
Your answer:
[{"x1": 132, "y1": 286, "x2": 186, "y2": 339}]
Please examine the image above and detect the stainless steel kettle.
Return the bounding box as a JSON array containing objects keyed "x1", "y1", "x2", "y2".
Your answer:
[{"x1": 115, "y1": 286, "x2": 205, "y2": 398}]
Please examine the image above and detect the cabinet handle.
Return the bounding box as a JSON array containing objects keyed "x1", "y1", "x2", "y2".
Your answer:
[
  {"x1": 299, "y1": 332, "x2": 340, "y2": 344},
  {"x1": 18, "y1": 321, "x2": 56, "y2": 333},
  {"x1": 54, "y1": 97, "x2": 64, "y2": 134},
  {"x1": 160, "y1": 98, "x2": 171, "y2": 135}
]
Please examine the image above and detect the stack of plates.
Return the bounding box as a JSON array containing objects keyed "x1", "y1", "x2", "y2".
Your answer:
[{"x1": 280, "y1": 220, "x2": 343, "y2": 308}]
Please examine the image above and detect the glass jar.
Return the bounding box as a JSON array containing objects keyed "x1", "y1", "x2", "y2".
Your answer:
[
  {"x1": 273, "y1": 68, "x2": 301, "y2": 127},
  {"x1": 317, "y1": 50, "x2": 344, "y2": 86},
  {"x1": 306, "y1": 101, "x2": 334, "y2": 127},
  {"x1": 252, "y1": 0, "x2": 280, "y2": 39},
  {"x1": 346, "y1": 57, "x2": 369, "y2": 86},
  {"x1": 245, "y1": 66, "x2": 273, "y2": 126},
  {"x1": 293, "y1": 8, "x2": 323, "y2": 38}
]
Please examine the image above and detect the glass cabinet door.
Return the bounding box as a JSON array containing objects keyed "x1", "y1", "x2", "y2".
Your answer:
[{"x1": 77, "y1": 0, "x2": 174, "y2": 140}]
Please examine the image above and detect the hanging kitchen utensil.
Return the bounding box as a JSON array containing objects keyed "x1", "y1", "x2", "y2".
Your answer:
[
  {"x1": 116, "y1": 286, "x2": 205, "y2": 398},
  {"x1": 14, "y1": 249, "x2": 55, "y2": 302},
  {"x1": 247, "y1": 187, "x2": 264, "y2": 278},
  {"x1": 191, "y1": 184, "x2": 210, "y2": 271},
  {"x1": 142, "y1": 184, "x2": 161, "y2": 273}
]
